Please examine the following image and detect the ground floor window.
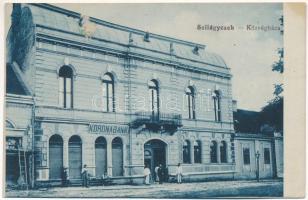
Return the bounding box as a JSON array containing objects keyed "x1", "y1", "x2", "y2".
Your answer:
[
  {"x1": 243, "y1": 148, "x2": 250, "y2": 165},
  {"x1": 194, "y1": 141, "x2": 201, "y2": 163},
  {"x1": 210, "y1": 141, "x2": 218, "y2": 163},
  {"x1": 264, "y1": 148, "x2": 270, "y2": 164},
  {"x1": 183, "y1": 140, "x2": 191, "y2": 164},
  {"x1": 220, "y1": 141, "x2": 227, "y2": 163}
]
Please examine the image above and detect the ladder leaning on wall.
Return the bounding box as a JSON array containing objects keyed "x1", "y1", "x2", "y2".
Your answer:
[{"x1": 17, "y1": 148, "x2": 28, "y2": 190}]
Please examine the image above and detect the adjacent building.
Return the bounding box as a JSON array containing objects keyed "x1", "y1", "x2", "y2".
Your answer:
[{"x1": 5, "y1": 3, "x2": 282, "y2": 187}]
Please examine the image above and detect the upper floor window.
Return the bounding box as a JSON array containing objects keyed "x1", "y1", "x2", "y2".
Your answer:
[
  {"x1": 243, "y1": 148, "x2": 250, "y2": 165},
  {"x1": 194, "y1": 140, "x2": 202, "y2": 163},
  {"x1": 148, "y1": 79, "x2": 159, "y2": 115},
  {"x1": 102, "y1": 73, "x2": 115, "y2": 112},
  {"x1": 220, "y1": 141, "x2": 227, "y2": 163},
  {"x1": 183, "y1": 140, "x2": 191, "y2": 164},
  {"x1": 264, "y1": 148, "x2": 271, "y2": 164},
  {"x1": 210, "y1": 141, "x2": 218, "y2": 163},
  {"x1": 186, "y1": 86, "x2": 196, "y2": 119},
  {"x1": 6, "y1": 137, "x2": 22, "y2": 150},
  {"x1": 213, "y1": 90, "x2": 221, "y2": 122},
  {"x1": 59, "y1": 65, "x2": 73, "y2": 108}
]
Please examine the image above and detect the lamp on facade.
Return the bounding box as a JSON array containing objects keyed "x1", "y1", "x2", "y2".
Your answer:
[
  {"x1": 144, "y1": 32, "x2": 150, "y2": 42},
  {"x1": 192, "y1": 46, "x2": 199, "y2": 55},
  {"x1": 255, "y1": 150, "x2": 260, "y2": 182}
]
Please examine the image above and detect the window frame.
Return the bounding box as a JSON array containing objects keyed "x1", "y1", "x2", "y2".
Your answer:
[
  {"x1": 58, "y1": 65, "x2": 74, "y2": 109},
  {"x1": 243, "y1": 148, "x2": 250, "y2": 165},
  {"x1": 220, "y1": 141, "x2": 228, "y2": 163},
  {"x1": 264, "y1": 148, "x2": 271, "y2": 164},
  {"x1": 213, "y1": 90, "x2": 221, "y2": 122},
  {"x1": 194, "y1": 140, "x2": 202, "y2": 163},
  {"x1": 183, "y1": 140, "x2": 191, "y2": 164},
  {"x1": 210, "y1": 141, "x2": 218, "y2": 163},
  {"x1": 186, "y1": 86, "x2": 196, "y2": 119},
  {"x1": 102, "y1": 73, "x2": 115, "y2": 112},
  {"x1": 148, "y1": 80, "x2": 160, "y2": 116}
]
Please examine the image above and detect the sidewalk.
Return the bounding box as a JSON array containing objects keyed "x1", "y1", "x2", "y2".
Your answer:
[{"x1": 6, "y1": 179, "x2": 283, "y2": 198}]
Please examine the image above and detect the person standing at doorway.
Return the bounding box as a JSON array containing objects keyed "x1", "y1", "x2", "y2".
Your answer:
[
  {"x1": 157, "y1": 164, "x2": 164, "y2": 184},
  {"x1": 154, "y1": 165, "x2": 159, "y2": 182},
  {"x1": 144, "y1": 165, "x2": 151, "y2": 185},
  {"x1": 81, "y1": 164, "x2": 89, "y2": 188},
  {"x1": 62, "y1": 167, "x2": 69, "y2": 187},
  {"x1": 176, "y1": 163, "x2": 183, "y2": 184}
]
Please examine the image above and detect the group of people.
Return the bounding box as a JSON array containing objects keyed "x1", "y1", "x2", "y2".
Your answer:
[
  {"x1": 61, "y1": 164, "x2": 90, "y2": 188},
  {"x1": 62, "y1": 163, "x2": 184, "y2": 187},
  {"x1": 144, "y1": 163, "x2": 183, "y2": 185}
]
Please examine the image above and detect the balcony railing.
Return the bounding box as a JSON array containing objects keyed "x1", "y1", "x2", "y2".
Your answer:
[{"x1": 131, "y1": 112, "x2": 182, "y2": 133}]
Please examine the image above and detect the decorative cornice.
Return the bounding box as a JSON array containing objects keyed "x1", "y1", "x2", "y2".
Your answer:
[
  {"x1": 29, "y1": 3, "x2": 206, "y2": 49},
  {"x1": 36, "y1": 34, "x2": 232, "y2": 78}
]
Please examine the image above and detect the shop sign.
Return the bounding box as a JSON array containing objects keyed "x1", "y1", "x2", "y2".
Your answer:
[{"x1": 89, "y1": 123, "x2": 129, "y2": 134}]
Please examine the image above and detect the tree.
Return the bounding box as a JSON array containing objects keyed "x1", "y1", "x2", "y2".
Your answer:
[{"x1": 259, "y1": 15, "x2": 284, "y2": 133}]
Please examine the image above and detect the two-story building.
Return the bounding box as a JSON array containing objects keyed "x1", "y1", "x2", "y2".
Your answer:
[{"x1": 5, "y1": 3, "x2": 281, "y2": 187}]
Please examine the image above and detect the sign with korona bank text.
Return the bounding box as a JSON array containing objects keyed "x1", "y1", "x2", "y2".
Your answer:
[{"x1": 89, "y1": 123, "x2": 129, "y2": 134}]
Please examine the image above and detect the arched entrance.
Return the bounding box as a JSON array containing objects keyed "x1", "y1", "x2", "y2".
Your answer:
[
  {"x1": 112, "y1": 137, "x2": 123, "y2": 177},
  {"x1": 49, "y1": 134, "x2": 63, "y2": 179},
  {"x1": 68, "y1": 135, "x2": 82, "y2": 179},
  {"x1": 95, "y1": 136, "x2": 107, "y2": 177},
  {"x1": 144, "y1": 139, "x2": 167, "y2": 178}
]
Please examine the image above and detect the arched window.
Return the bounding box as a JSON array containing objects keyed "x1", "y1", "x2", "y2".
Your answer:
[
  {"x1": 186, "y1": 86, "x2": 196, "y2": 119},
  {"x1": 210, "y1": 141, "x2": 218, "y2": 163},
  {"x1": 148, "y1": 79, "x2": 159, "y2": 116},
  {"x1": 59, "y1": 65, "x2": 73, "y2": 108},
  {"x1": 194, "y1": 140, "x2": 202, "y2": 163},
  {"x1": 102, "y1": 73, "x2": 115, "y2": 112},
  {"x1": 112, "y1": 137, "x2": 123, "y2": 176},
  {"x1": 95, "y1": 137, "x2": 107, "y2": 177},
  {"x1": 49, "y1": 134, "x2": 63, "y2": 179},
  {"x1": 5, "y1": 120, "x2": 15, "y2": 128},
  {"x1": 68, "y1": 135, "x2": 82, "y2": 179},
  {"x1": 213, "y1": 90, "x2": 221, "y2": 122},
  {"x1": 220, "y1": 141, "x2": 227, "y2": 163},
  {"x1": 183, "y1": 140, "x2": 191, "y2": 164}
]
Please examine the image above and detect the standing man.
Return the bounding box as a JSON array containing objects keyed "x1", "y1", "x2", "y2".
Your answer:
[
  {"x1": 176, "y1": 163, "x2": 183, "y2": 184},
  {"x1": 81, "y1": 164, "x2": 89, "y2": 188},
  {"x1": 154, "y1": 165, "x2": 159, "y2": 183},
  {"x1": 144, "y1": 165, "x2": 151, "y2": 185},
  {"x1": 157, "y1": 164, "x2": 164, "y2": 184},
  {"x1": 62, "y1": 167, "x2": 69, "y2": 187}
]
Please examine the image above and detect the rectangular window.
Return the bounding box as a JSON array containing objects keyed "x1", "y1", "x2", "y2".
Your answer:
[
  {"x1": 59, "y1": 77, "x2": 64, "y2": 106},
  {"x1": 102, "y1": 83, "x2": 108, "y2": 112},
  {"x1": 66, "y1": 78, "x2": 72, "y2": 108},
  {"x1": 243, "y1": 148, "x2": 250, "y2": 165},
  {"x1": 264, "y1": 148, "x2": 271, "y2": 164},
  {"x1": 6, "y1": 137, "x2": 22, "y2": 150}
]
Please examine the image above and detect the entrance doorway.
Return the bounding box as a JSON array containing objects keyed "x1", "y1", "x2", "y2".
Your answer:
[
  {"x1": 49, "y1": 134, "x2": 63, "y2": 180},
  {"x1": 6, "y1": 153, "x2": 19, "y2": 185},
  {"x1": 144, "y1": 139, "x2": 167, "y2": 180},
  {"x1": 68, "y1": 135, "x2": 82, "y2": 179}
]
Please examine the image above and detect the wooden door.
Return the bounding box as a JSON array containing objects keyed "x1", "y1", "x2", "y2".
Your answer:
[{"x1": 69, "y1": 142, "x2": 82, "y2": 179}]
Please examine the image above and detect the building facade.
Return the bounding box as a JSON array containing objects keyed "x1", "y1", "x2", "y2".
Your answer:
[
  {"x1": 234, "y1": 132, "x2": 283, "y2": 180},
  {"x1": 5, "y1": 3, "x2": 282, "y2": 187}
]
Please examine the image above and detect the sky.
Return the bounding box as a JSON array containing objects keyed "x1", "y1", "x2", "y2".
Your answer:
[{"x1": 5, "y1": 3, "x2": 283, "y2": 111}]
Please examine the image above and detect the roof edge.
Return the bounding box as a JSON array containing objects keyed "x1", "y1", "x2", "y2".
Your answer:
[{"x1": 28, "y1": 3, "x2": 206, "y2": 49}]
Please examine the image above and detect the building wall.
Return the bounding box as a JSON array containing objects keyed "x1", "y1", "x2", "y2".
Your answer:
[
  {"x1": 234, "y1": 137, "x2": 274, "y2": 179},
  {"x1": 33, "y1": 41, "x2": 233, "y2": 124},
  {"x1": 5, "y1": 94, "x2": 33, "y2": 150}
]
